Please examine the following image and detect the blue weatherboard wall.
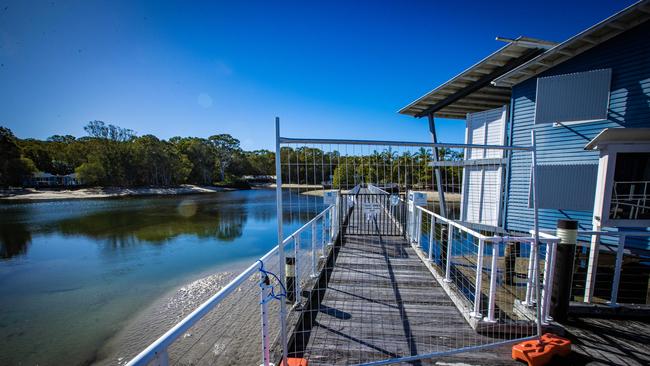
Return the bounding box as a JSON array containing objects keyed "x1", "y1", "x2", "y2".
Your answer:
[{"x1": 505, "y1": 20, "x2": 650, "y2": 240}]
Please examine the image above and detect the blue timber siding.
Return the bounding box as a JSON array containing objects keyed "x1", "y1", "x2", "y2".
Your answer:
[{"x1": 505, "y1": 20, "x2": 650, "y2": 242}]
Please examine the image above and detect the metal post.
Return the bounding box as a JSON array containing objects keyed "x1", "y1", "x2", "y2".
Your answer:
[
  {"x1": 445, "y1": 223, "x2": 453, "y2": 283},
  {"x1": 311, "y1": 222, "x2": 318, "y2": 278},
  {"x1": 416, "y1": 209, "x2": 423, "y2": 247},
  {"x1": 471, "y1": 238, "x2": 485, "y2": 319},
  {"x1": 428, "y1": 114, "x2": 448, "y2": 218},
  {"x1": 484, "y1": 240, "x2": 499, "y2": 323},
  {"x1": 428, "y1": 215, "x2": 435, "y2": 262},
  {"x1": 610, "y1": 235, "x2": 626, "y2": 307},
  {"x1": 524, "y1": 242, "x2": 536, "y2": 306},
  {"x1": 530, "y1": 130, "x2": 543, "y2": 337},
  {"x1": 259, "y1": 275, "x2": 271, "y2": 366},
  {"x1": 294, "y1": 235, "x2": 301, "y2": 304},
  {"x1": 274, "y1": 117, "x2": 289, "y2": 362},
  {"x1": 541, "y1": 241, "x2": 555, "y2": 324},
  {"x1": 152, "y1": 350, "x2": 169, "y2": 366},
  {"x1": 329, "y1": 206, "x2": 334, "y2": 244},
  {"x1": 584, "y1": 233, "x2": 601, "y2": 303},
  {"x1": 543, "y1": 241, "x2": 557, "y2": 322},
  {"x1": 320, "y1": 213, "x2": 327, "y2": 259}
]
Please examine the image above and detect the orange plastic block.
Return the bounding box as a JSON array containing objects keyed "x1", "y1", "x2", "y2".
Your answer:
[
  {"x1": 512, "y1": 333, "x2": 571, "y2": 366},
  {"x1": 280, "y1": 358, "x2": 308, "y2": 366}
]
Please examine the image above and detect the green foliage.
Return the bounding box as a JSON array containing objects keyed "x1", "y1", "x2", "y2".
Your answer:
[
  {"x1": 0, "y1": 127, "x2": 36, "y2": 187},
  {"x1": 75, "y1": 160, "x2": 106, "y2": 185},
  {"x1": 2, "y1": 122, "x2": 278, "y2": 188}
]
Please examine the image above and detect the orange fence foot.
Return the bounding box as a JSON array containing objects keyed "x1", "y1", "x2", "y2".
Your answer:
[
  {"x1": 280, "y1": 358, "x2": 309, "y2": 366},
  {"x1": 512, "y1": 333, "x2": 571, "y2": 366}
]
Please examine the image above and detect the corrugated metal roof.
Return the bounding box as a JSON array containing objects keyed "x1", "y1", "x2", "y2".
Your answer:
[
  {"x1": 492, "y1": 0, "x2": 650, "y2": 88},
  {"x1": 398, "y1": 37, "x2": 556, "y2": 119},
  {"x1": 584, "y1": 128, "x2": 650, "y2": 150}
]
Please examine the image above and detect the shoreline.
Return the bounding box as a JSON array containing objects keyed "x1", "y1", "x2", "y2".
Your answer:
[
  {"x1": 0, "y1": 185, "x2": 238, "y2": 201},
  {"x1": 94, "y1": 257, "x2": 257, "y2": 366}
]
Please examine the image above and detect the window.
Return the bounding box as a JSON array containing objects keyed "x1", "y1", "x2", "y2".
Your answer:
[{"x1": 608, "y1": 152, "x2": 650, "y2": 221}]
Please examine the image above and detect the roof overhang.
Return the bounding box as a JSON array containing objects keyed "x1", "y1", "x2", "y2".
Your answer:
[
  {"x1": 584, "y1": 128, "x2": 650, "y2": 150},
  {"x1": 493, "y1": 0, "x2": 650, "y2": 88},
  {"x1": 399, "y1": 37, "x2": 557, "y2": 119}
]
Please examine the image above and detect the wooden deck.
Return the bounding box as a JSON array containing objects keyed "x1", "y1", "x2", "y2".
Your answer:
[
  {"x1": 294, "y1": 191, "x2": 519, "y2": 365},
  {"x1": 286, "y1": 190, "x2": 650, "y2": 365}
]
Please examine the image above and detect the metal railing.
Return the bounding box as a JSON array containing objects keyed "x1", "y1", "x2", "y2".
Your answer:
[
  {"x1": 409, "y1": 202, "x2": 560, "y2": 326},
  {"x1": 126, "y1": 203, "x2": 339, "y2": 366},
  {"x1": 538, "y1": 230, "x2": 650, "y2": 307}
]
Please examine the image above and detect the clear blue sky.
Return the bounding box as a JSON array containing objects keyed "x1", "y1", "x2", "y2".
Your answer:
[{"x1": 0, "y1": 0, "x2": 635, "y2": 150}]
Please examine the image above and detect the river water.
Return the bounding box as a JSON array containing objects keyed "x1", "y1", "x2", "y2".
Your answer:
[{"x1": 0, "y1": 189, "x2": 322, "y2": 366}]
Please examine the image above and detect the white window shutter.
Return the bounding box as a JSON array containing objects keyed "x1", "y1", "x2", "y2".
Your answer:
[{"x1": 460, "y1": 106, "x2": 507, "y2": 227}]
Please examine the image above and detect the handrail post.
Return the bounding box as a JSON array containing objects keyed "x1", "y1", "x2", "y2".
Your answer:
[
  {"x1": 470, "y1": 238, "x2": 485, "y2": 319},
  {"x1": 259, "y1": 274, "x2": 271, "y2": 366},
  {"x1": 444, "y1": 222, "x2": 453, "y2": 283},
  {"x1": 584, "y1": 233, "x2": 600, "y2": 303},
  {"x1": 610, "y1": 235, "x2": 626, "y2": 307},
  {"x1": 484, "y1": 239, "x2": 499, "y2": 323},
  {"x1": 311, "y1": 222, "x2": 318, "y2": 278},
  {"x1": 428, "y1": 215, "x2": 435, "y2": 262},
  {"x1": 320, "y1": 212, "x2": 327, "y2": 259},
  {"x1": 524, "y1": 241, "x2": 536, "y2": 306},
  {"x1": 294, "y1": 235, "x2": 301, "y2": 304},
  {"x1": 541, "y1": 241, "x2": 556, "y2": 324},
  {"x1": 152, "y1": 350, "x2": 169, "y2": 366},
  {"x1": 416, "y1": 208, "x2": 423, "y2": 247}
]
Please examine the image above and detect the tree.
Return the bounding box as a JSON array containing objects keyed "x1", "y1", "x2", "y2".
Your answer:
[
  {"x1": 84, "y1": 120, "x2": 135, "y2": 142},
  {"x1": 75, "y1": 159, "x2": 106, "y2": 185},
  {"x1": 209, "y1": 134, "x2": 241, "y2": 181},
  {"x1": 0, "y1": 127, "x2": 36, "y2": 186},
  {"x1": 172, "y1": 137, "x2": 216, "y2": 185}
]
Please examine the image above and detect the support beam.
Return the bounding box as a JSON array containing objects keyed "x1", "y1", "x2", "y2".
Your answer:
[
  {"x1": 415, "y1": 48, "x2": 543, "y2": 118},
  {"x1": 428, "y1": 114, "x2": 448, "y2": 218}
]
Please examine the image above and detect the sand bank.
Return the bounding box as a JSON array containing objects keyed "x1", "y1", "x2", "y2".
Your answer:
[{"x1": 0, "y1": 185, "x2": 233, "y2": 201}]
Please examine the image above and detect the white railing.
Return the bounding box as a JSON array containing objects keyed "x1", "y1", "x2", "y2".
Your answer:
[
  {"x1": 410, "y1": 203, "x2": 560, "y2": 325},
  {"x1": 538, "y1": 230, "x2": 650, "y2": 307},
  {"x1": 126, "y1": 202, "x2": 339, "y2": 366}
]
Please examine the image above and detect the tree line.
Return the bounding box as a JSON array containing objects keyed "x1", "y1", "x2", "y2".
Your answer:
[
  {"x1": 0, "y1": 122, "x2": 274, "y2": 187},
  {"x1": 1, "y1": 121, "x2": 463, "y2": 190}
]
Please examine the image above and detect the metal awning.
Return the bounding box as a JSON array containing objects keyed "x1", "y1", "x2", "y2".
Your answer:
[
  {"x1": 584, "y1": 128, "x2": 650, "y2": 150},
  {"x1": 399, "y1": 37, "x2": 556, "y2": 119},
  {"x1": 493, "y1": 0, "x2": 650, "y2": 88}
]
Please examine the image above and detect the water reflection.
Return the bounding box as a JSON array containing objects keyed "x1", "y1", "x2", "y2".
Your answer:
[
  {"x1": 0, "y1": 190, "x2": 324, "y2": 257},
  {"x1": 0, "y1": 221, "x2": 31, "y2": 259}
]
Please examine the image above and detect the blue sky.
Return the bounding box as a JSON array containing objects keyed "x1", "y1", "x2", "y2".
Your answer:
[{"x1": 0, "y1": 0, "x2": 635, "y2": 150}]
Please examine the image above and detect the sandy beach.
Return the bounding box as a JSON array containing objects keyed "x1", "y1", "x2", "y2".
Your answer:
[
  {"x1": 0, "y1": 185, "x2": 234, "y2": 201},
  {"x1": 94, "y1": 255, "x2": 285, "y2": 366}
]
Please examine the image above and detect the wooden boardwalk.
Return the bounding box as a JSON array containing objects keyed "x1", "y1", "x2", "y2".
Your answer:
[{"x1": 295, "y1": 191, "x2": 518, "y2": 365}]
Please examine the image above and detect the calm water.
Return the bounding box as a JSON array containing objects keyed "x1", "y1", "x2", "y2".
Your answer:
[{"x1": 0, "y1": 189, "x2": 322, "y2": 366}]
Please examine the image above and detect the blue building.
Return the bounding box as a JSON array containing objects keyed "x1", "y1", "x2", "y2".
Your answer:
[{"x1": 400, "y1": 1, "x2": 650, "y2": 247}]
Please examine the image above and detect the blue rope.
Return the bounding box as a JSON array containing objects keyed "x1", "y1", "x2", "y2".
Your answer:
[{"x1": 258, "y1": 259, "x2": 287, "y2": 301}]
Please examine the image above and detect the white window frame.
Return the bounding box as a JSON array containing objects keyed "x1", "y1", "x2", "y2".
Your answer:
[{"x1": 593, "y1": 143, "x2": 650, "y2": 227}]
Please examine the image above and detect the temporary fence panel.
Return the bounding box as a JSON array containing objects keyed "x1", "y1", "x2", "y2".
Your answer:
[
  {"x1": 124, "y1": 121, "x2": 544, "y2": 366},
  {"x1": 276, "y1": 124, "x2": 544, "y2": 366}
]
